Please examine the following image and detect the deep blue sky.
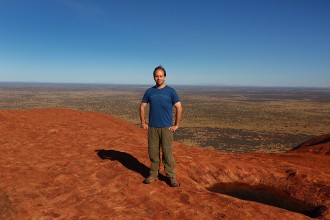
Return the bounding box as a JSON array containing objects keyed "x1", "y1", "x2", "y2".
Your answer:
[{"x1": 0, "y1": 0, "x2": 329, "y2": 87}]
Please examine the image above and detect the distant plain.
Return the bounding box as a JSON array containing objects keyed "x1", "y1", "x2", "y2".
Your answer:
[{"x1": 1, "y1": 82, "x2": 329, "y2": 153}]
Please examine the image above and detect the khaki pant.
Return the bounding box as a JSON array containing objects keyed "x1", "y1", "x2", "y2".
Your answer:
[{"x1": 148, "y1": 127, "x2": 176, "y2": 178}]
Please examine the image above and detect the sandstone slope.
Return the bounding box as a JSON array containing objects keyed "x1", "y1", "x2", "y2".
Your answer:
[{"x1": 0, "y1": 109, "x2": 329, "y2": 219}]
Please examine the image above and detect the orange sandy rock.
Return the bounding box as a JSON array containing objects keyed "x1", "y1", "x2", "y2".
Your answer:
[{"x1": 0, "y1": 109, "x2": 329, "y2": 219}]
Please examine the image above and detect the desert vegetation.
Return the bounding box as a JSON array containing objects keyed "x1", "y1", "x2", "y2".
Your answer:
[{"x1": 1, "y1": 82, "x2": 329, "y2": 152}]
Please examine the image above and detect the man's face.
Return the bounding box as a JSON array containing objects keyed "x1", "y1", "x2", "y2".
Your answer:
[{"x1": 154, "y1": 69, "x2": 166, "y2": 86}]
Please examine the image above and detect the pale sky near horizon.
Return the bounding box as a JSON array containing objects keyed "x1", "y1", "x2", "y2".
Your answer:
[{"x1": 0, "y1": 0, "x2": 329, "y2": 87}]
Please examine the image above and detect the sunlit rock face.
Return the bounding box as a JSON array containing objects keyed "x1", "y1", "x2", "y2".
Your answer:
[{"x1": 0, "y1": 109, "x2": 329, "y2": 219}]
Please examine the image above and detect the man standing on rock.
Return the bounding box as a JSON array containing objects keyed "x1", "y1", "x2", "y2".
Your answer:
[{"x1": 139, "y1": 65, "x2": 182, "y2": 187}]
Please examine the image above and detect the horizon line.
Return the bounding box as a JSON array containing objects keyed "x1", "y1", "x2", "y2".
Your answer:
[{"x1": 0, "y1": 80, "x2": 329, "y2": 89}]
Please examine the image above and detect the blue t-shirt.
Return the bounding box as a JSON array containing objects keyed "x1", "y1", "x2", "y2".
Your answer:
[{"x1": 142, "y1": 85, "x2": 180, "y2": 128}]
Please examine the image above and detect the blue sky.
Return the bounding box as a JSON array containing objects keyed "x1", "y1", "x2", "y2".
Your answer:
[{"x1": 0, "y1": 0, "x2": 329, "y2": 87}]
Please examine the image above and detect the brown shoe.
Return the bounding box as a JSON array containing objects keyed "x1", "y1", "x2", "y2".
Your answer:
[
  {"x1": 169, "y1": 177, "x2": 180, "y2": 187},
  {"x1": 143, "y1": 176, "x2": 158, "y2": 184}
]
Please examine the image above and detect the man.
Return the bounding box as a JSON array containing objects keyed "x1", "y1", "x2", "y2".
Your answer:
[{"x1": 139, "y1": 65, "x2": 183, "y2": 187}]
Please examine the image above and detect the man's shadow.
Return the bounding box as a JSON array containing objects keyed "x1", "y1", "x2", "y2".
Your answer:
[{"x1": 95, "y1": 149, "x2": 166, "y2": 182}]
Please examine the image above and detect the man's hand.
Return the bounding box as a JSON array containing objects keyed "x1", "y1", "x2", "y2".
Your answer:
[
  {"x1": 141, "y1": 122, "x2": 149, "y2": 130},
  {"x1": 169, "y1": 125, "x2": 179, "y2": 133}
]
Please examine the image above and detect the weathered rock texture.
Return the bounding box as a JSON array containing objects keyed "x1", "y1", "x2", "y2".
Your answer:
[{"x1": 0, "y1": 109, "x2": 329, "y2": 219}]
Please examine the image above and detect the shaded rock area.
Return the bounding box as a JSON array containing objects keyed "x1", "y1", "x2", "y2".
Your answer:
[
  {"x1": 0, "y1": 109, "x2": 329, "y2": 219},
  {"x1": 291, "y1": 133, "x2": 330, "y2": 155}
]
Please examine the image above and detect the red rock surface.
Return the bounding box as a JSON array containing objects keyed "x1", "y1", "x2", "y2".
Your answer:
[
  {"x1": 290, "y1": 133, "x2": 330, "y2": 155},
  {"x1": 0, "y1": 109, "x2": 329, "y2": 219}
]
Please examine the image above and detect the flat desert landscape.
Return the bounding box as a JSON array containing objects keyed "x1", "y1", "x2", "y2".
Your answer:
[
  {"x1": 1, "y1": 83, "x2": 330, "y2": 219},
  {"x1": 1, "y1": 82, "x2": 329, "y2": 153}
]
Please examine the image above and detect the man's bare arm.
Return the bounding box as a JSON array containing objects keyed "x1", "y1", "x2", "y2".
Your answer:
[
  {"x1": 169, "y1": 101, "x2": 182, "y2": 132},
  {"x1": 139, "y1": 102, "x2": 148, "y2": 130}
]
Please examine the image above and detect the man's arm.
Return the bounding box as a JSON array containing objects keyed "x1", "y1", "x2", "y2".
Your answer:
[
  {"x1": 169, "y1": 101, "x2": 182, "y2": 132},
  {"x1": 139, "y1": 102, "x2": 149, "y2": 130}
]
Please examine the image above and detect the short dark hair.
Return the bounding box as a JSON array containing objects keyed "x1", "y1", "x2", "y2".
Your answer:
[{"x1": 153, "y1": 65, "x2": 166, "y2": 77}]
